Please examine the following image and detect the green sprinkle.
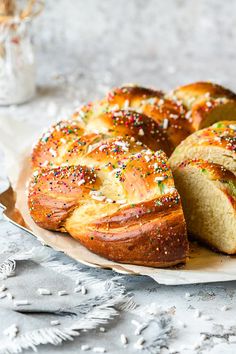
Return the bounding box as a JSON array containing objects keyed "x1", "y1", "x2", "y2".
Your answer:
[
  {"x1": 214, "y1": 122, "x2": 224, "y2": 128},
  {"x1": 227, "y1": 180, "x2": 236, "y2": 197},
  {"x1": 158, "y1": 181, "x2": 165, "y2": 194}
]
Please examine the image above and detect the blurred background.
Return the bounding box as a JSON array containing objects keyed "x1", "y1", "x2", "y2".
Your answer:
[
  {"x1": 33, "y1": 0, "x2": 236, "y2": 100},
  {"x1": 1, "y1": 0, "x2": 236, "y2": 122}
]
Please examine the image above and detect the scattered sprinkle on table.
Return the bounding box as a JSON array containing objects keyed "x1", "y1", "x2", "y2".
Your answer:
[
  {"x1": 37, "y1": 288, "x2": 51, "y2": 295},
  {"x1": 194, "y1": 309, "x2": 201, "y2": 318},
  {"x1": 81, "y1": 344, "x2": 91, "y2": 351},
  {"x1": 135, "y1": 323, "x2": 148, "y2": 335},
  {"x1": 14, "y1": 300, "x2": 30, "y2": 306},
  {"x1": 220, "y1": 305, "x2": 230, "y2": 311},
  {"x1": 0, "y1": 284, "x2": 6, "y2": 292},
  {"x1": 58, "y1": 290, "x2": 68, "y2": 296},
  {"x1": 134, "y1": 337, "x2": 145, "y2": 350},
  {"x1": 93, "y1": 347, "x2": 106, "y2": 353},
  {"x1": 136, "y1": 337, "x2": 145, "y2": 346},
  {"x1": 81, "y1": 285, "x2": 87, "y2": 295},
  {"x1": 120, "y1": 334, "x2": 128, "y2": 345},
  {"x1": 6, "y1": 292, "x2": 13, "y2": 300},
  {"x1": 50, "y1": 320, "x2": 60, "y2": 326}
]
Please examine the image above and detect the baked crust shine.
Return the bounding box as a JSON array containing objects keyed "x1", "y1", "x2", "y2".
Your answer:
[
  {"x1": 170, "y1": 121, "x2": 236, "y2": 175},
  {"x1": 74, "y1": 85, "x2": 192, "y2": 155},
  {"x1": 29, "y1": 116, "x2": 188, "y2": 267},
  {"x1": 169, "y1": 82, "x2": 236, "y2": 131}
]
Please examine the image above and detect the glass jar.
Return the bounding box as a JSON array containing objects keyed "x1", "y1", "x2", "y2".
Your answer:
[{"x1": 0, "y1": 17, "x2": 36, "y2": 105}]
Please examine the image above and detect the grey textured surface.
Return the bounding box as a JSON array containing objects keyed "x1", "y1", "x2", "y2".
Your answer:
[{"x1": 1, "y1": 0, "x2": 236, "y2": 353}]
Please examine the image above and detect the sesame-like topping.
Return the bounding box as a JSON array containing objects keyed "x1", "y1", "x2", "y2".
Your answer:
[{"x1": 138, "y1": 128, "x2": 144, "y2": 136}]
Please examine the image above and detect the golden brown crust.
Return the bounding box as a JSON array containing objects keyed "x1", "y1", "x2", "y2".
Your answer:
[
  {"x1": 87, "y1": 109, "x2": 173, "y2": 155},
  {"x1": 29, "y1": 125, "x2": 188, "y2": 267},
  {"x1": 72, "y1": 199, "x2": 188, "y2": 267},
  {"x1": 173, "y1": 121, "x2": 236, "y2": 153},
  {"x1": 105, "y1": 85, "x2": 192, "y2": 154},
  {"x1": 32, "y1": 120, "x2": 85, "y2": 169},
  {"x1": 170, "y1": 121, "x2": 236, "y2": 173},
  {"x1": 107, "y1": 85, "x2": 164, "y2": 101},
  {"x1": 178, "y1": 159, "x2": 235, "y2": 179},
  {"x1": 195, "y1": 121, "x2": 236, "y2": 152},
  {"x1": 34, "y1": 83, "x2": 236, "y2": 266},
  {"x1": 28, "y1": 165, "x2": 100, "y2": 230},
  {"x1": 170, "y1": 82, "x2": 236, "y2": 131},
  {"x1": 29, "y1": 80, "x2": 236, "y2": 266},
  {"x1": 73, "y1": 85, "x2": 192, "y2": 156},
  {"x1": 172, "y1": 82, "x2": 236, "y2": 101},
  {"x1": 73, "y1": 83, "x2": 236, "y2": 156}
]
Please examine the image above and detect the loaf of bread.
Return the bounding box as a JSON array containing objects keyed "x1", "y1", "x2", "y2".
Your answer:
[
  {"x1": 169, "y1": 121, "x2": 236, "y2": 175},
  {"x1": 29, "y1": 118, "x2": 188, "y2": 267},
  {"x1": 172, "y1": 159, "x2": 236, "y2": 254},
  {"x1": 28, "y1": 81, "x2": 236, "y2": 265}
]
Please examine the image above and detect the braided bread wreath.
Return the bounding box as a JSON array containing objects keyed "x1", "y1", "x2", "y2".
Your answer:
[{"x1": 28, "y1": 82, "x2": 236, "y2": 267}]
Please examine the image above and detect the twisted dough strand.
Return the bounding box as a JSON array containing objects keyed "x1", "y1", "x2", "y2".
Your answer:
[{"x1": 29, "y1": 108, "x2": 188, "y2": 266}]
